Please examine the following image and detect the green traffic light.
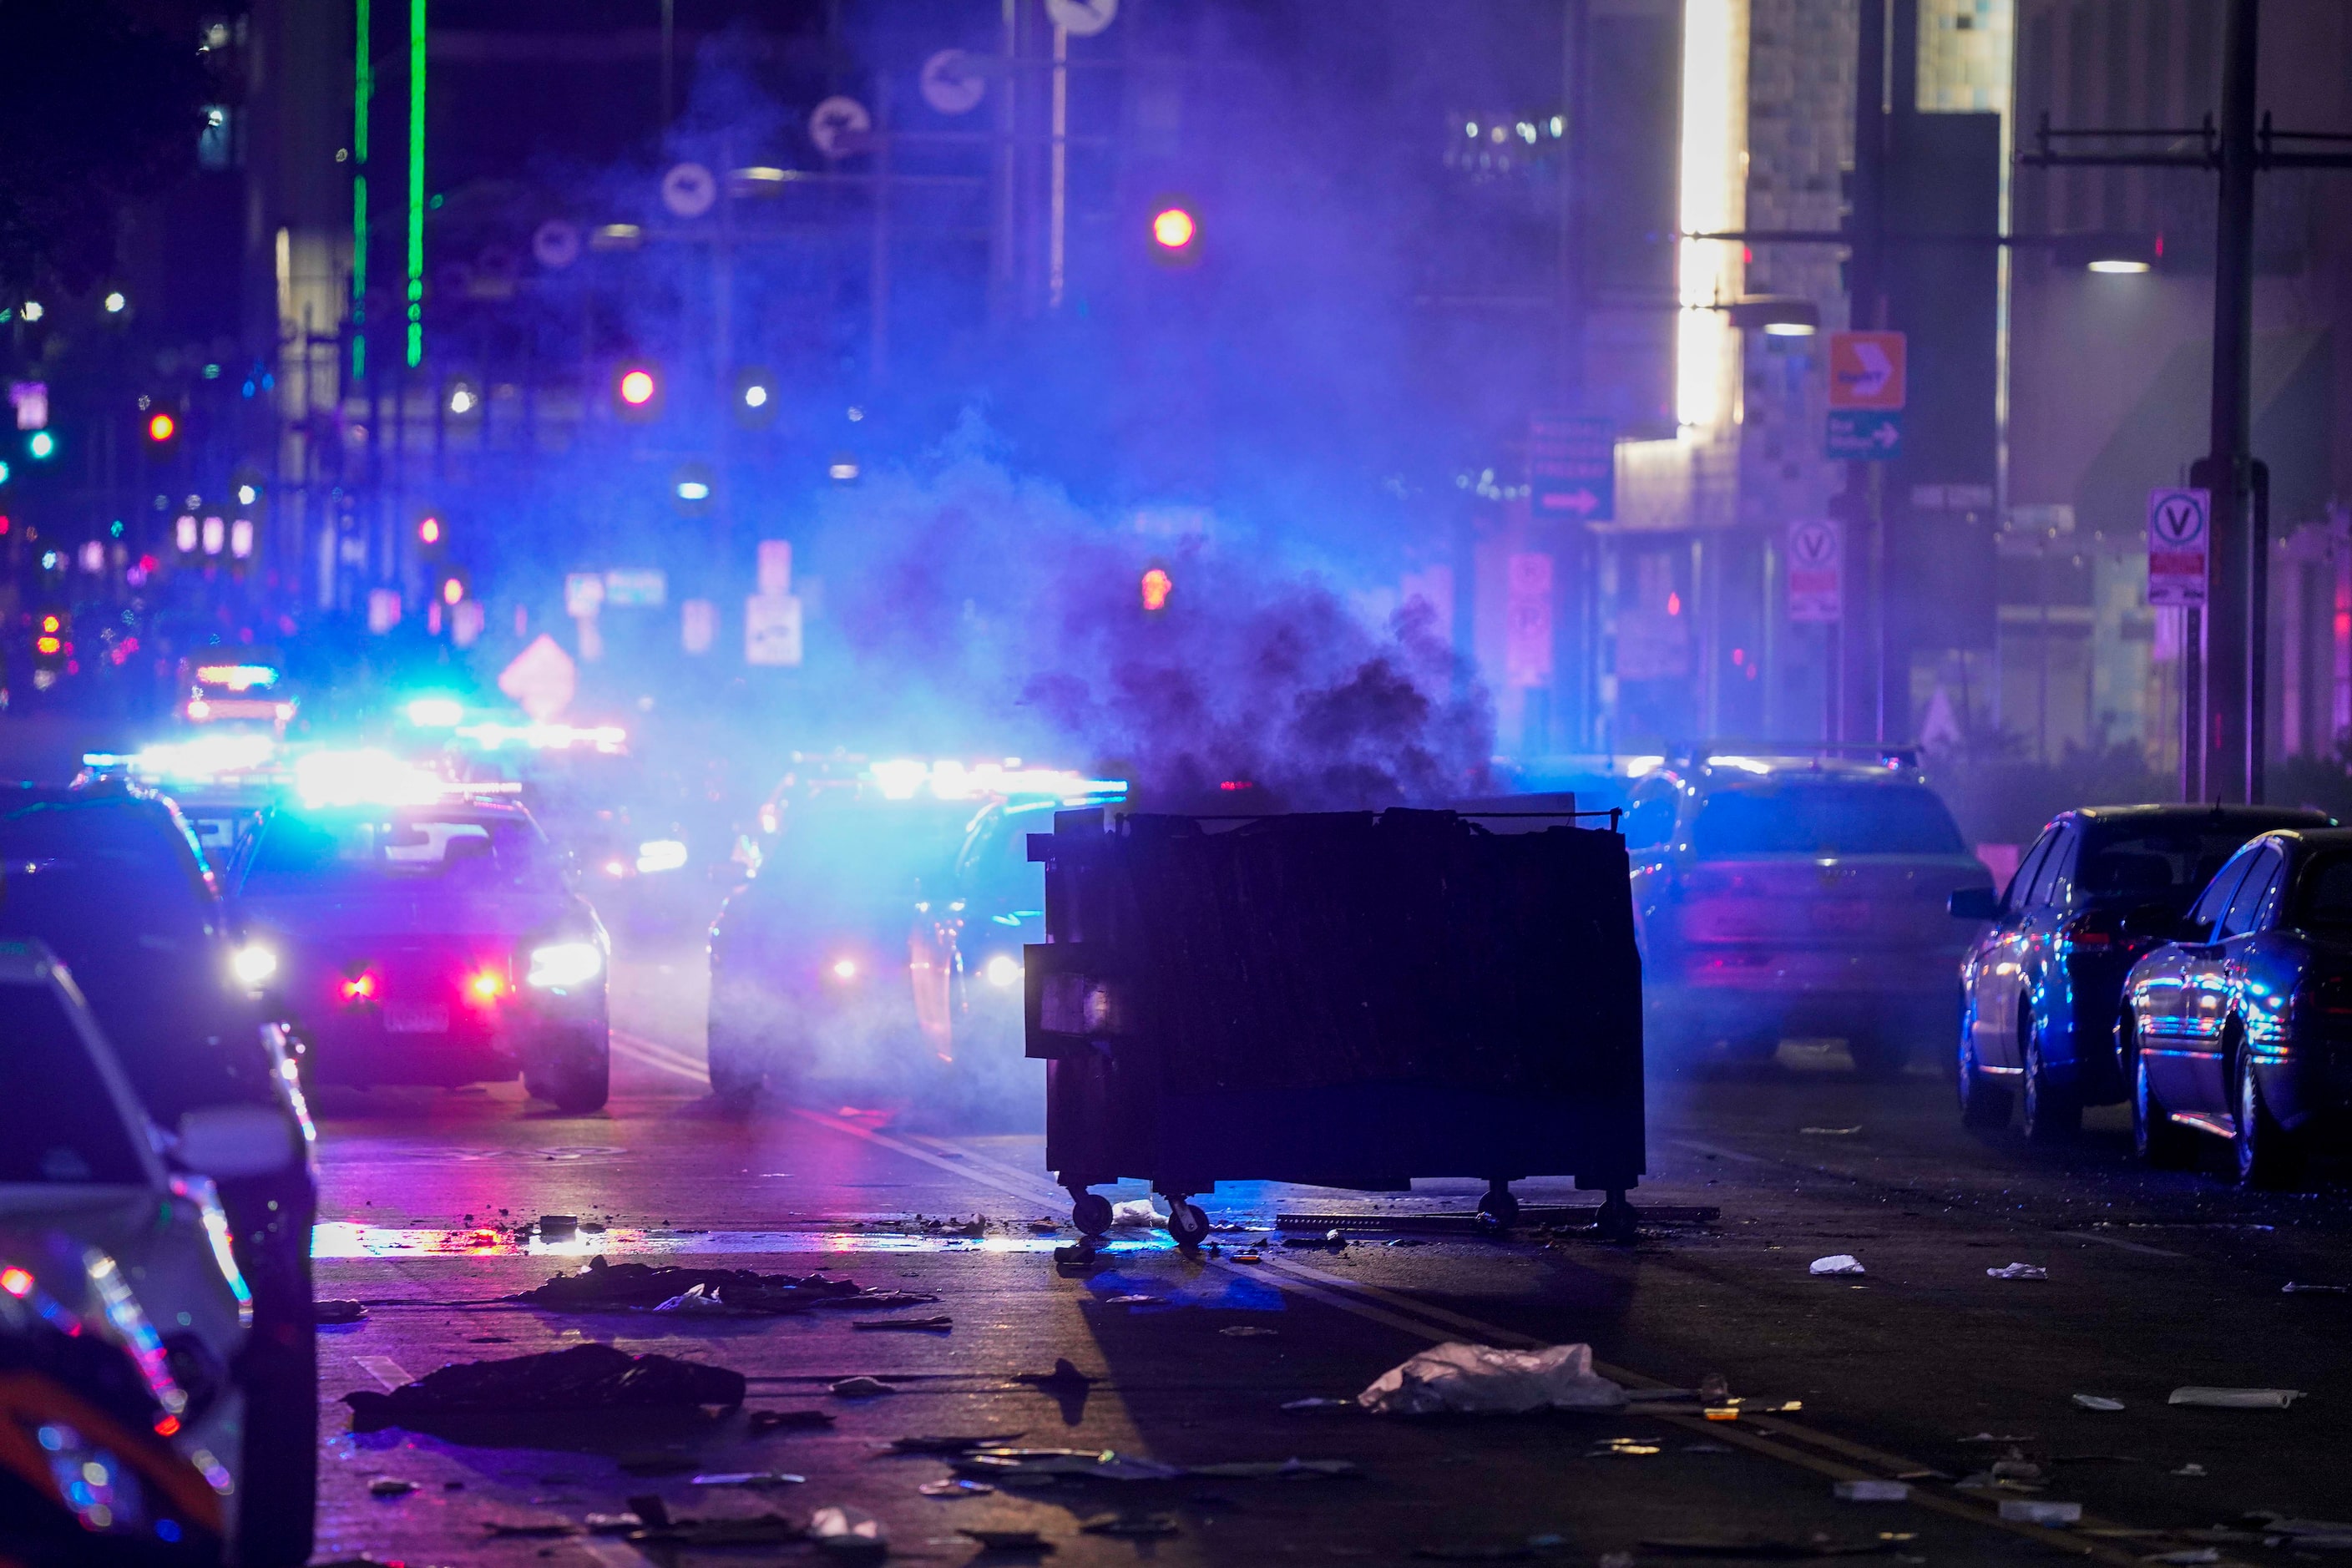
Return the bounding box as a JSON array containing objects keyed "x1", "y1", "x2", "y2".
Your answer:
[{"x1": 26, "y1": 431, "x2": 55, "y2": 460}]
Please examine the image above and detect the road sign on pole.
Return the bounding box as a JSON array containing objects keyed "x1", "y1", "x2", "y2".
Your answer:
[
  {"x1": 1786, "y1": 518, "x2": 1844, "y2": 622},
  {"x1": 1828, "y1": 331, "x2": 1906, "y2": 410},
  {"x1": 1826, "y1": 409, "x2": 1903, "y2": 459},
  {"x1": 2147, "y1": 487, "x2": 2211, "y2": 608},
  {"x1": 1528, "y1": 413, "x2": 1616, "y2": 519}
]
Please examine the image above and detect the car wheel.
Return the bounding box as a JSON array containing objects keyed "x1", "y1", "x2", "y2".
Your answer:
[
  {"x1": 2233, "y1": 1046, "x2": 2304, "y2": 1190},
  {"x1": 2021, "y1": 1016, "x2": 2081, "y2": 1144},
  {"x1": 527, "y1": 1034, "x2": 609, "y2": 1114},
  {"x1": 234, "y1": 1255, "x2": 316, "y2": 1567},
  {"x1": 1956, "y1": 1013, "x2": 2011, "y2": 1129},
  {"x1": 706, "y1": 1013, "x2": 766, "y2": 1106},
  {"x1": 2132, "y1": 1032, "x2": 2196, "y2": 1168}
]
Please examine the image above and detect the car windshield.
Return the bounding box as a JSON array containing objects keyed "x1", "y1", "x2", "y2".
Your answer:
[
  {"x1": 2079, "y1": 826, "x2": 2284, "y2": 904},
  {"x1": 239, "y1": 811, "x2": 555, "y2": 895},
  {"x1": 752, "y1": 801, "x2": 979, "y2": 918},
  {"x1": 0, "y1": 982, "x2": 148, "y2": 1186},
  {"x1": 1691, "y1": 782, "x2": 1965, "y2": 857},
  {"x1": 2292, "y1": 852, "x2": 2352, "y2": 928}
]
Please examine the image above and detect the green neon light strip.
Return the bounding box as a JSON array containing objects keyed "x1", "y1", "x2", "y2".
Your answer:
[
  {"x1": 405, "y1": 0, "x2": 424, "y2": 367},
  {"x1": 352, "y1": 0, "x2": 370, "y2": 380}
]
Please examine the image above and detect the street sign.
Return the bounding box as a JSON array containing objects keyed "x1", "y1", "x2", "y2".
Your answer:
[
  {"x1": 660, "y1": 162, "x2": 716, "y2": 219},
  {"x1": 1828, "y1": 331, "x2": 1906, "y2": 410},
  {"x1": 604, "y1": 568, "x2": 667, "y2": 608},
  {"x1": 2147, "y1": 487, "x2": 2211, "y2": 608},
  {"x1": 1044, "y1": 0, "x2": 1118, "y2": 35},
  {"x1": 532, "y1": 220, "x2": 580, "y2": 270},
  {"x1": 920, "y1": 49, "x2": 986, "y2": 114},
  {"x1": 498, "y1": 634, "x2": 578, "y2": 721},
  {"x1": 1528, "y1": 413, "x2": 1615, "y2": 519},
  {"x1": 745, "y1": 594, "x2": 803, "y2": 666},
  {"x1": 1786, "y1": 518, "x2": 1843, "y2": 622},
  {"x1": 563, "y1": 572, "x2": 604, "y2": 617},
  {"x1": 1827, "y1": 409, "x2": 1904, "y2": 459},
  {"x1": 756, "y1": 539, "x2": 794, "y2": 596},
  {"x1": 809, "y1": 96, "x2": 873, "y2": 159},
  {"x1": 1504, "y1": 553, "x2": 1554, "y2": 687}
]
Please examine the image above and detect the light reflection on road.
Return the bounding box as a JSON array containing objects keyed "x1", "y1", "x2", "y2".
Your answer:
[{"x1": 310, "y1": 1222, "x2": 1176, "y2": 1259}]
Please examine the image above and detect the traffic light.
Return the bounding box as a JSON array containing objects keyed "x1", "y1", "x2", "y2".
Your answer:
[
  {"x1": 417, "y1": 513, "x2": 445, "y2": 555},
  {"x1": 146, "y1": 410, "x2": 175, "y2": 443},
  {"x1": 436, "y1": 568, "x2": 468, "y2": 607},
  {"x1": 25, "y1": 430, "x2": 55, "y2": 461},
  {"x1": 615, "y1": 364, "x2": 662, "y2": 421},
  {"x1": 1148, "y1": 199, "x2": 1201, "y2": 266},
  {"x1": 33, "y1": 610, "x2": 67, "y2": 685}
]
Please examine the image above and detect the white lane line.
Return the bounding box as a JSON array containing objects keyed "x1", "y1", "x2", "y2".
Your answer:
[
  {"x1": 2060, "y1": 1229, "x2": 2188, "y2": 1258},
  {"x1": 1668, "y1": 1136, "x2": 1773, "y2": 1166},
  {"x1": 609, "y1": 1029, "x2": 709, "y2": 1085},
  {"x1": 354, "y1": 1354, "x2": 414, "y2": 1390}
]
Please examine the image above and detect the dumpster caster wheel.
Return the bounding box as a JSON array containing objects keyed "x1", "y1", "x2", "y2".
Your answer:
[
  {"x1": 1070, "y1": 1192, "x2": 1113, "y2": 1237},
  {"x1": 1476, "y1": 1186, "x2": 1520, "y2": 1227},
  {"x1": 1166, "y1": 1201, "x2": 1210, "y2": 1250},
  {"x1": 1595, "y1": 1191, "x2": 1637, "y2": 1245}
]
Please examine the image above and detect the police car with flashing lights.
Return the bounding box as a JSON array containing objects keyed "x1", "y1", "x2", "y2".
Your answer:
[
  {"x1": 175, "y1": 651, "x2": 298, "y2": 735},
  {"x1": 78, "y1": 735, "x2": 294, "y2": 873},
  {"x1": 707, "y1": 759, "x2": 1123, "y2": 1108},
  {"x1": 2, "y1": 941, "x2": 288, "y2": 1565},
  {"x1": 225, "y1": 753, "x2": 611, "y2": 1113}
]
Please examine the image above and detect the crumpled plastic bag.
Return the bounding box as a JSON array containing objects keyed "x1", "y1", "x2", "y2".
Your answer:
[
  {"x1": 1356, "y1": 1342, "x2": 1626, "y2": 1416},
  {"x1": 1810, "y1": 1254, "x2": 1866, "y2": 1276},
  {"x1": 1110, "y1": 1199, "x2": 1166, "y2": 1228}
]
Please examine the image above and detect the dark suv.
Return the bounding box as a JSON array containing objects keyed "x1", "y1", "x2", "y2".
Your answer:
[
  {"x1": 0, "y1": 784, "x2": 319, "y2": 1566},
  {"x1": 1950, "y1": 803, "x2": 2330, "y2": 1141},
  {"x1": 1626, "y1": 746, "x2": 1989, "y2": 1076}
]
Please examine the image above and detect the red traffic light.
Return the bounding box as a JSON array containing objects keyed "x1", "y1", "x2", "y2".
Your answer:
[
  {"x1": 618, "y1": 367, "x2": 657, "y2": 407},
  {"x1": 1151, "y1": 207, "x2": 1196, "y2": 250},
  {"x1": 146, "y1": 411, "x2": 175, "y2": 442}
]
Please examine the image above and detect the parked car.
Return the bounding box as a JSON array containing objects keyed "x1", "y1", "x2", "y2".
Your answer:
[
  {"x1": 0, "y1": 784, "x2": 318, "y2": 1566},
  {"x1": 1, "y1": 939, "x2": 299, "y2": 1565},
  {"x1": 2117, "y1": 826, "x2": 2352, "y2": 1186},
  {"x1": 1626, "y1": 746, "x2": 1990, "y2": 1076},
  {"x1": 1949, "y1": 803, "x2": 2329, "y2": 1140}
]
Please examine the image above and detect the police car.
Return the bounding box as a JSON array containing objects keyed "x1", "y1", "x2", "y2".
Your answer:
[{"x1": 228, "y1": 752, "x2": 611, "y2": 1113}]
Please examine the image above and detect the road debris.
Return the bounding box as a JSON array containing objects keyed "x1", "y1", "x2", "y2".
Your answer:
[
  {"x1": 1834, "y1": 1480, "x2": 1910, "y2": 1502},
  {"x1": 852, "y1": 1315, "x2": 953, "y2": 1332},
  {"x1": 750, "y1": 1409, "x2": 837, "y2": 1433},
  {"x1": 920, "y1": 1478, "x2": 997, "y2": 1497},
  {"x1": 1986, "y1": 1262, "x2": 2050, "y2": 1280},
  {"x1": 1358, "y1": 1341, "x2": 1627, "y2": 1416},
  {"x1": 631, "y1": 1512, "x2": 804, "y2": 1546},
  {"x1": 483, "y1": 1520, "x2": 580, "y2": 1537},
  {"x1": 2171, "y1": 1463, "x2": 2207, "y2": 1477},
  {"x1": 964, "y1": 1526, "x2": 1054, "y2": 1550},
  {"x1": 690, "y1": 1470, "x2": 807, "y2": 1486},
  {"x1": 1281, "y1": 1397, "x2": 1353, "y2": 1410},
  {"x1": 1105, "y1": 1294, "x2": 1158, "y2": 1305},
  {"x1": 1080, "y1": 1510, "x2": 1180, "y2": 1536},
  {"x1": 511, "y1": 1257, "x2": 939, "y2": 1314},
  {"x1": 342, "y1": 1343, "x2": 746, "y2": 1434},
  {"x1": 1996, "y1": 1499, "x2": 2081, "y2": 1525},
  {"x1": 367, "y1": 1477, "x2": 417, "y2": 1497},
  {"x1": 957, "y1": 1447, "x2": 1189, "y2": 1482},
  {"x1": 883, "y1": 1434, "x2": 1029, "y2": 1454},
  {"x1": 830, "y1": 1376, "x2": 897, "y2": 1398},
  {"x1": 1220, "y1": 1325, "x2": 1279, "y2": 1338},
  {"x1": 808, "y1": 1504, "x2": 887, "y2": 1559},
  {"x1": 316, "y1": 1299, "x2": 369, "y2": 1324},
  {"x1": 2239, "y1": 1510, "x2": 2352, "y2": 1548},
  {"x1": 1009, "y1": 1358, "x2": 1093, "y2": 1390},
  {"x1": 1637, "y1": 1533, "x2": 1914, "y2": 1557},
  {"x1": 1188, "y1": 1459, "x2": 1358, "y2": 1479},
  {"x1": 1110, "y1": 1199, "x2": 1165, "y2": 1227},
  {"x1": 2167, "y1": 1387, "x2": 2303, "y2": 1409},
  {"x1": 1801, "y1": 1126, "x2": 1862, "y2": 1136},
  {"x1": 2071, "y1": 1394, "x2": 2126, "y2": 1411},
  {"x1": 2281, "y1": 1281, "x2": 2349, "y2": 1293},
  {"x1": 1810, "y1": 1255, "x2": 1866, "y2": 1277}
]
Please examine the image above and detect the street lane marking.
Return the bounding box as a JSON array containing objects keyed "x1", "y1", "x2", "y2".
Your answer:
[
  {"x1": 1668, "y1": 1136, "x2": 1773, "y2": 1166},
  {"x1": 2060, "y1": 1229, "x2": 2188, "y2": 1258},
  {"x1": 355, "y1": 1355, "x2": 414, "y2": 1390}
]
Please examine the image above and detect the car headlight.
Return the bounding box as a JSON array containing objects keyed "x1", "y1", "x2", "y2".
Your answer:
[
  {"x1": 984, "y1": 953, "x2": 1021, "y2": 989},
  {"x1": 231, "y1": 943, "x2": 277, "y2": 988},
  {"x1": 635, "y1": 838, "x2": 688, "y2": 873},
  {"x1": 527, "y1": 940, "x2": 604, "y2": 989}
]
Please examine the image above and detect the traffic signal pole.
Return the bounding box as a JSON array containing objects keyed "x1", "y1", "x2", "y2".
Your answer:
[{"x1": 2205, "y1": 0, "x2": 2259, "y2": 803}]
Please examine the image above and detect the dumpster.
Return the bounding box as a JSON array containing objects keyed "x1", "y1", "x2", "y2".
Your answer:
[{"x1": 1024, "y1": 805, "x2": 1643, "y2": 1246}]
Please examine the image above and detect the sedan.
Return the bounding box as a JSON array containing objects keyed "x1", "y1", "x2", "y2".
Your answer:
[
  {"x1": 1950, "y1": 804, "x2": 2328, "y2": 1141},
  {"x1": 2119, "y1": 827, "x2": 2352, "y2": 1186}
]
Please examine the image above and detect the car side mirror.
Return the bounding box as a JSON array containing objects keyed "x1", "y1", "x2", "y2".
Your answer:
[
  {"x1": 175, "y1": 1104, "x2": 296, "y2": 1179},
  {"x1": 1948, "y1": 887, "x2": 2000, "y2": 921}
]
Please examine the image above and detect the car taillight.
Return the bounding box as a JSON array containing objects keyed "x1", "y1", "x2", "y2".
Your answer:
[
  {"x1": 2062, "y1": 909, "x2": 2129, "y2": 951},
  {"x1": 339, "y1": 972, "x2": 379, "y2": 1003},
  {"x1": 465, "y1": 969, "x2": 508, "y2": 1006}
]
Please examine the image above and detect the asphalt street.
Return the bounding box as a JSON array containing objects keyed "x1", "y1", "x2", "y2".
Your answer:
[{"x1": 305, "y1": 936, "x2": 2352, "y2": 1567}]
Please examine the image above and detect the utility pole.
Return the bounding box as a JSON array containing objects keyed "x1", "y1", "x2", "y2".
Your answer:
[
  {"x1": 2023, "y1": 0, "x2": 2352, "y2": 803},
  {"x1": 1841, "y1": 0, "x2": 1887, "y2": 744}
]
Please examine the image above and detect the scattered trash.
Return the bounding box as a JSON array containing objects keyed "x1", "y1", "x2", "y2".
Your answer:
[
  {"x1": 1959, "y1": 1432, "x2": 2035, "y2": 1444},
  {"x1": 1110, "y1": 1200, "x2": 1165, "y2": 1228},
  {"x1": 920, "y1": 1478, "x2": 997, "y2": 1498},
  {"x1": 1637, "y1": 1533, "x2": 1913, "y2": 1557},
  {"x1": 2171, "y1": 1463, "x2": 2207, "y2": 1477},
  {"x1": 1591, "y1": 1438, "x2": 1662, "y2": 1456},
  {"x1": 963, "y1": 1526, "x2": 1054, "y2": 1550},
  {"x1": 883, "y1": 1434, "x2": 1029, "y2": 1454},
  {"x1": 343, "y1": 1344, "x2": 746, "y2": 1434},
  {"x1": 512, "y1": 1257, "x2": 938, "y2": 1314},
  {"x1": 1028, "y1": 1220, "x2": 1060, "y2": 1234},
  {"x1": 2239, "y1": 1510, "x2": 2352, "y2": 1548},
  {"x1": 1105, "y1": 1295, "x2": 1158, "y2": 1306},
  {"x1": 2167, "y1": 1387, "x2": 2303, "y2": 1409},
  {"x1": 1358, "y1": 1342, "x2": 1626, "y2": 1416},
  {"x1": 367, "y1": 1477, "x2": 416, "y2": 1497},
  {"x1": 2281, "y1": 1282, "x2": 2349, "y2": 1294},
  {"x1": 585, "y1": 1513, "x2": 645, "y2": 1533},
  {"x1": 316, "y1": 1299, "x2": 369, "y2": 1324},
  {"x1": 1220, "y1": 1325, "x2": 1279, "y2": 1338},
  {"x1": 2071, "y1": 1394, "x2": 2126, "y2": 1412},
  {"x1": 483, "y1": 1520, "x2": 579, "y2": 1538},
  {"x1": 750, "y1": 1409, "x2": 837, "y2": 1434},
  {"x1": 1232, "y1": 1252, "x2": 1264, "y2": 1264},
  {"x1": 653, "y1": 1282, "x2": 752, "y2": 1315},
  {"x1": 1834, "y1": 1480, "x2": 1910, "y2": 1502},
  {"x1": 1986, "y1": 1263, "x2": 2050, "y2": 1281},
  {"x1": 807, "y1": 1505, "x2": 887, "y2": 1559},
  {"x1": 1281, "y1": 1397, "x2": 1353, "y2": 1411},
  {"x1": 852, "y1": 1315, "x2": 953, "y2": 1332},
  {"x1": 1997, "y1": 1499, "x2": 2081, "y2": 1526},
  {"x1": 632, "y1": 1513, "x2": 804, "y2": 1547},
  {"x1": 2143, "y1": 1551, "x2": 2220, "y2": 1565},
  {"x1": 1810, "y1": 1255, "x2": 1866, "y2": 1277},
  {"x1": 1411, "y1": 1543, "x2": 1535, "y2": 1561},
  {"x1": 1801, "y1": 1127, "x2": 1862, "y2": 1136},
  {"x1": 830, "y1": 1376, "x2": 897, "y2": 1399},
  {"x1": 538, "y1": 1214, "x2": 579, "y2": 1236},
  {"x1": 1080, "y1": 1511, "x2": 1180, "y2": 1537},
  {"x1": 1187, "y1": 1459, "x2": 1358, "y2": 1479},
  {"x1": 957, "y1": 1448, "x2": 1188, "y2": 1483},
  {"x1": 690, "y1": 1470, "x2": 806, "y2": 1487}
]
